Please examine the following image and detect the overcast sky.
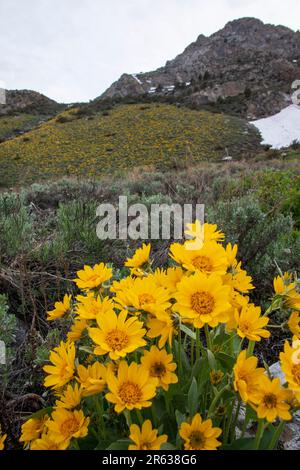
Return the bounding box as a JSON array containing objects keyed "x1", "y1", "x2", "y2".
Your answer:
[{"x1": 0, "y1": 0, "x2": 299, "y2": 103}]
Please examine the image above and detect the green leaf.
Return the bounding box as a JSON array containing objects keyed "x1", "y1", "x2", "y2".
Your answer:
[
  {"x1": 187, "y1": 377, "x2": 198, "y2": 416},
  {"x1": 213, "y1": 331, "x2": 230, "y2": 346},
  {"x1": 175, "y1": 409, "x2": 186, "y2": 426},
  {"x1": 161, "y1": 413, "x2": 178, "y2": 441},
  {"x1": 79, "y1": 345, "x2": 94, "y2": 354},
  {"x1": 245, "y1": 404, "x2": 257, "y2": 421},
  {"x1": 160, "y1": 442, "x2": 177, "y2": 450},
  {"x1": 173, "y1": 339, "x2": 191, "y2": 372},
  {"x1": 207, "y1": 349, "x2": 217, "y2": 370},
  {"x1": 222, "y1": 437, "x2": 255, "y2": 450},
  {"x1": 216, "y1": 352, "x2": 235, "y2": 370},
  {"x1": 191, "y1": 357, "x2": 204, "y2": 378},
  {"x1": 181, "y1": 347, "x2": 191, "y2": 372},
  {"x1": 29, "y1": 406, "x2": 53, "y2": 420},
  {"x1": 259, "y1": 423, "x2": 285, "y2": 450},
  {"x1": 173, "y1": 393, "x2": 187, "y2": 413},
  {"x1": 180, "y1": 323, "x2": 196, "y2": 340},
  {"x1": 106, "y1": 439, "x2": 131, "y2": 450}
]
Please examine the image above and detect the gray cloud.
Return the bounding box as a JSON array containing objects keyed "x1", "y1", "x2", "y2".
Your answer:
[{"x1": 0, "y1": 0, "x2": 299, "y2": 103}]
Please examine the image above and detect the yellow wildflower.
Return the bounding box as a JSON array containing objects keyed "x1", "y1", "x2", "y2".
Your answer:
[
  {"x1": 76, "y1": 362, "x2": 107, "y2": 397},
  {"x1": 88, "y1": 310, "x2": 146, "y2": 360},
  {"x1": 125, "y1": 243, "x2": 151, "y2": 276},
  {"x1": 74, "y1": 263, "x2": 112, "y2": 290},
  {"x1": 129, "y1": 420, "x2": 167, "y2": 450},
  {"x1": 250, "y1": 376, "x2": 291, "y2": 423},
  {"x1": 179, "y1": 414, "x2": 222, "y2": 450},
  {"x1": 141, "y1": 346, "x2": 178, "y2": 391},
  {"x1": 234, "y1": 303, "x2": 270, "y2": 342},
  {"x1": 46, "y1": 409, "x2": 89, "y2": 446},
  {"x1": 43, "y1": 341, "x2": 75, "y2": 390},
  {"x1": 173, "y1": 272, "x2": 231, "y2": 328},
  {"x1": 233, "y1": 351, "x2": 265, "y2": 403},
  {"x1": 105, "y1": 361, "x2": 158, "y2": 413},
  {"x1": 47, "y1": 294, "x2": 71, "y2": 321}
]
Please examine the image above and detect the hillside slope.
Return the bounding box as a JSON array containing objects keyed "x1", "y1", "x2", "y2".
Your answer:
[
  {"x1": 0, "y1": 89, "x2": 66, "y2": 143},
  {"x1": 0, "y1": 114, "x2": 44, "y2": 142},
  {"x1": 0, "y1": 103, "x2": 260, "y2": 187},
  {"x1": 0, "y1": 89, "x2": 64, "y2": 116}
]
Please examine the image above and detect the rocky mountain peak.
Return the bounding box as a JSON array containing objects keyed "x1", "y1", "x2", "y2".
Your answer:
[
  {"x1": 99, "y1": 17, "x2": 300, "y2": 119},
  {"x1": 222, "y1": 17, "x2": 266, "y2": 33}
]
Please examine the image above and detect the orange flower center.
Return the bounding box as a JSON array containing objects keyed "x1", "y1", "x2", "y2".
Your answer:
[
  {"x1": 119, "y1": 381, "x2": 142, "y2": 405},
  {"x1": 210, "y1": 370, "x2": 224, "y2": 385},
  {"x1": 292, "y1": 364, "x2": 300, "y2": 384},
  {"x1": 47, "y1": 443, "x2": 60, "y2": 450},
  {"x1": 189, "y1": 430, "x2": 205, "y2": 449},
  {"x1": 192, "y1": 255, "x2": 213, "y2": 271},
  {"x1": 59, "y1": 364, "x2": 72, "y2": 379},
  {"x1": 263, "y1": 393, "x2": 278, "y2": 409},
  {"x1": 60, "y1": 418, "x2": 79, "y2": 437},
  {"x1": 139, "y1": 293, "x2": 155, "y2": 306},
  {"x1": 216, "y1": 405, "x2": 227, "y2": 416},
  {"x1": 87, "y1": 274, "x2": 100, "y2": 283},
  {"x1": 150, "y1": 361, "x2": 167, "y2": 378},
  {"x1": 191, "y1": 291, "x2": 215, "y2": 315},
  {"x1": 239, "y1": 320, "x2": 252, "y2": 333},
  {"x1": 140, "y1": 441, "x2": 152, "y2": 450},
  {"x1": 105, "y1": 329, "x2": 129, "y2": 351}
]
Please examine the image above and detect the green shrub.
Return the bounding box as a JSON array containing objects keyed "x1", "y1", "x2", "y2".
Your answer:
[
  {"x1": 0, "y1": 294, "x2": 17, "y2": 368},
  {"x1": 254, "y1": 170, "x2": 295, "y2": 211},
  {"x1": 56, "y1": 200, "x2": 104, "y2": 255},
  {"x1": 282, "y1": 178, "x2": 300, "y2": 228},
  {"x1": 207, "y1": 195, "x2": 298, "y2": 300},
  {"x1": 0, "y1": 193, "x2": 33, "y2": 259}
]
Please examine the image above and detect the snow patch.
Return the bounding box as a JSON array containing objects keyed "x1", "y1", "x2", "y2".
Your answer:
[
  {"x1": 251, "y1": 105, "x2": 300, "y2": 149},
  {"x1": 164, "y1": 85, "x2": 175, "y2": 91},
  {"x1": 132, "y1": 74, "x2": 142, "y2": 85}
]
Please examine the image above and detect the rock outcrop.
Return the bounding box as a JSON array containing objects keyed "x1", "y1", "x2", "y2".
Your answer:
[
  {"x1": 99, "y1": 18, "x2": 300, "y2": 119},
  {"x1": 0, "y1": 89, "x2": 63, "y2": 116}
]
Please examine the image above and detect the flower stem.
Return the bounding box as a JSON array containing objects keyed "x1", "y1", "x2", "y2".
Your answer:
[
  {"x1": 98, "y1": 396, "x2": 106, "y2": 439},
  {"x1": 72, "y1": 440, "x2": 80, "y2": 450},
  {"x1": 254, "y1": 420, "x2": 265, "y2": 450},
  {"x1": 136, "y1": 410, "x2": 144, "y2": 426},
  {"x1": 178, "y1": 327, "x2": 182, "y2": 375},
  {"x1": 191, "y1": 337, "x2": 195, "y2": 365},
  {"x1": 151, "y1": 402, "x2": 158, "y2": 428},
  {"x1": 204, "y1": 324, "x2": 212, "y2": 351},
  {"x1": 223, "y1": 400, "x2": 234, "y2": 444},
  {"x1": 268, "y1": 420, "x2": 285, "y2": 450},
  {"x1": 247, "y1": 340, "x2": 255, "y2": 357},
  {"x1": 164, "y1": 392, "x2": 170, "y2": 414},
  {"x1": 207, "y1": 384, "x2": 229, "y2": 417},
  {"x1": 196, "y1": 328, "x2": 201, "y2": 361},
  {"x1": 124, "y1": 410, "x2": 132, "y2": 428},
  {"x1": 93, "y1": 395, "x2": 106, "y2": 440}
]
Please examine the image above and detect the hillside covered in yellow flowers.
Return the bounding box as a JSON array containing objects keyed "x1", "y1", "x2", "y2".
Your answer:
[
  {"x1": 0, "y1": 103, "x2": 260, "y2": 188},
  {"x1": 0, "y1": 114, "x2": 44, "y2": 142}
]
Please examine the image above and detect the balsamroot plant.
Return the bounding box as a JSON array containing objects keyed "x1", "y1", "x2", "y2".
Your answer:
[{"x1": 12, "y1": 222, "x2": 300, "y2": 451}]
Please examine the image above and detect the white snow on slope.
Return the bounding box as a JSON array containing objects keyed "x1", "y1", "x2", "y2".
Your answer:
[
  {"x1": 132, "y1": 74, "x2": 142, "y2": 85},
  {"x1": 251, "y1": 105, "x2": 300, "y2": 149}
]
